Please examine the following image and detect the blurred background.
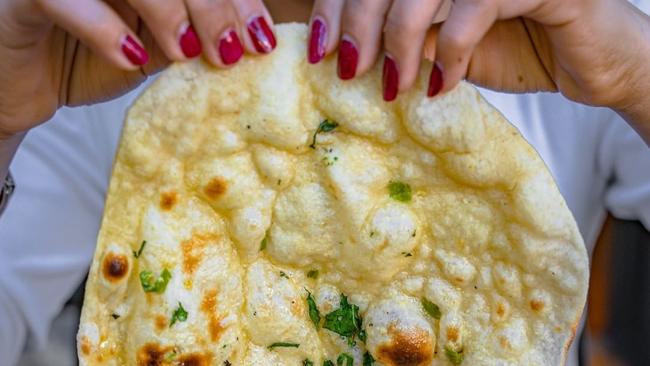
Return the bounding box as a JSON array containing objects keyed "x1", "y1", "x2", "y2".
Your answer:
[{"x1": 15, "y1": 216, "x2": 650, "y2": 366}]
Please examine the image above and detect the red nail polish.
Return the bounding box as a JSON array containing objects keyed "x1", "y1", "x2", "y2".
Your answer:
[
  {"x1": 338, "y1": 39, "x2": 358, "y2": 80},
  {"x1": 383, "y1": 55, "x2": 399, "y2": 102},
  {"x1": 428, "y1": 63, "x2": 444, "y2": 97},
  {"x1": 308, "y1": 18, "x2": 327, "y2": 64},
  {"x1": 121, "y1": 35, "x2": 149, "y2": 66},
  {"x1": 179, "y1": 24, "x2": 202, "y2": 58},
  {"x1": 219, "y1": 30, "x2": 244, "y2": 65},
  {"x1": 247, "y1": 16, "x2": 276, "y2": 53}
]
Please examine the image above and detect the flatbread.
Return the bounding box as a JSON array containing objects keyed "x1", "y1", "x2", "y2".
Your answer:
[{"x1": 78, "y1": 23, "x2": 589, "y2": 366}]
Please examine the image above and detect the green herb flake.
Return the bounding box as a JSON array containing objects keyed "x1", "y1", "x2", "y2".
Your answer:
[
  {"x1": 139, "y1": 268, "x2": 172, "y2": 293},
  {"x1": 306, "y1": 290, "x2": 321, "y2": 329},
  {"x1": 224, "y1": 361, "x2": 232, "y2": 366},
  {"x1": 268, "y1": 342, "x2": 300, "y2": 350},
  {"x1": 363, "y1": 352, "x2": 375, "y2": 366},
  {"x1": 323, "y1": 361, "x2": 334, "y2": 366},
  {"x1": 323, "y1": 294, "x2": 363, "y2": 346},
  {"x1": 307, "y1": 269, "x2": 319, "y2": 279},
  {"x1": 163, "y1": 351, "x2": 177, "y2": 362},
  {"x1": 279, "y1": 271, "x2": 290, "y2": 279},
  {"x1": 260, "y1": 233, "x2": 268, "y2": 251},
  {"x1": 170, "y1": 302, "x2": 188, "y2": 327},
  {"x1": 133, "y1": 240, "x2": 147, "y2": 258},
  {"x1": 402, "y1": 252, "x2": 413, "y2": 257},
  {"x1": 303, "y1": 359, "x2": 314, "y2": 366},
  {"x1": 111, "y1": 313, "x2": 120, "y2": 320},
  {"x1": 310, "y1": 119, "x2": 339, "y2": 149},
  {"x1": 387, "y1": 180, "x2": 412, "y2": 202},
  {"x1": 444, "y1": 346, "x2": 464, "y2": 365},
  {"x1": 336, "y1": 353, "x2": 354, "y2": 366},
  {"x1": 421, "y1": 297, "x2": 442, "y2": 319}
]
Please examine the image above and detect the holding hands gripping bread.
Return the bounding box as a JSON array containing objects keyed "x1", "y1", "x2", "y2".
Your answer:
[
  {"x1": 308, "y1": 0, "x2": 650, "y2": 143},
  {"x1": 0, "y1": 0, "x2": 276, "y2": 140}
]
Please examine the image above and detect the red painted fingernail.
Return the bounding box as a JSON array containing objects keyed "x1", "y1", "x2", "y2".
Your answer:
[
  {"x1": 179, "y1": 24, "x2": 202, "y2": 58},
  {"x1": 308, "y1": 18, "x2": 327, "y2": 64},
  {"x1": 247, "y1": 16, "x2": 276, "y2": 53},
  {"x1": 428, "y1": 63, "x2": 444, "y2": 97},
  {"x1": 338, "y1": 38, "x2": 358, "y2": 80},
  {"x1": 121, "y1": 35, "x2": 149, "y2": 66},
  {"x1": 219, "y1": 30, "x2": 244, "y2": 65},
  {"x1": 383, "y1": 55, "x2": 399, "y2": 102}
]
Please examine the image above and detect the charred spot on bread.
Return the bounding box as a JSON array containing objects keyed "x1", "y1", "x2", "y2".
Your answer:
[
  {"x1": 102, "y1": 253, "x2": 129, "y2": 282},
  {"x1": 159, "y1": 191, "x2": 178, "y2": 210},
  {"x1": 376, "y1": 325, "x2": 433, "y2": 366},
  {"x1": 204, "y1": 177, "x2": 227, "y2": 199}
]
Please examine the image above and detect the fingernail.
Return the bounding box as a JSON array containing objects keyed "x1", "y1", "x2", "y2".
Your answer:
[
  {"x1": 427, "y1": 62, "x2": 444, "y2": 97},
  {"x1": 121, "y1": 35, "x2": 149, "y2": 66},
  {"x1": 337, "y1": 38, "x2": 358, "y2": 80},
  {"x1": 308, "y1": 18, "x2": 327, "y2": 64},
  {"x1": 247, "y1": 16, "x2": 276, "y2": 53},
  {"x1": 179, "y1": 24, "x2": 202, "y2": 58},
  {"x1": 383, "y1": 55, "x2": 399, "y2": 102},
  {"x1": 219, "y1": 30, "x2": 244, "y2": 65}
]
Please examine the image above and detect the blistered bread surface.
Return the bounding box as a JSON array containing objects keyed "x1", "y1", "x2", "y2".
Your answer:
[{"x1": 78, "y1": 24, "x2": 589, "y2": 366}]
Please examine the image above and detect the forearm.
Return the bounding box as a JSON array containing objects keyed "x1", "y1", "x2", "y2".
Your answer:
[{"x1": 0, "y1": 133, "x2": 24, "y2": 182}]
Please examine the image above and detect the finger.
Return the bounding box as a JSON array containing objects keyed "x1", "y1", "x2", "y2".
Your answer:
[
  {"x1": 231, "y1": 0, "x2": 277, "y2": 55},
  {"x1": 382, "y1": 0, "x2": 442, "y2": 101},
  {"x1": 186, "y1": 0, "x2": 243, "y2": 66},
  {"x1": 126, "y1": 0, "x2": 199, "y2": 61},
  {"x1": 308, "y1": 0, "x2": 345, "y2": 64},
  {"x1": 432, "y1": 0, "x2": 499, "y2": 95},
  {"x1": 338, "y1": 0, "x2": 393, "y2": 80},
  {"x1": 35, "y1": 0, "x2": 148, "y2": 70}
]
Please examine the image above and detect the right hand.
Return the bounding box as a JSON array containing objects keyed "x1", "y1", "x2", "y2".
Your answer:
[{"x1": 0, "y1": 0, "x2": 277, "y2": 140}]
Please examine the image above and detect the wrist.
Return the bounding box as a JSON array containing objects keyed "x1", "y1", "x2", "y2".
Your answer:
[
  {"x1": 0, "y1": 132, "x2": 25, "y2": 182},
  {"x1": 609, "y1": 7, "x2": 650, "y2": 145}
]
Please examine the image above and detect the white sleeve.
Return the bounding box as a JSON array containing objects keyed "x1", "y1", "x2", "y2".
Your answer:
[
  {"x1": 0, "y1": 90, "x2": 137, "y2": 362},
  {"x1": 598, "y1": 115, "x2": 650, "y2": 230}
]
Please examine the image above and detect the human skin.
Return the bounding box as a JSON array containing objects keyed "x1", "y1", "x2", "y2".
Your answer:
[{"x1": 1, "y1": 0, "x2": 650, "y2": 185}]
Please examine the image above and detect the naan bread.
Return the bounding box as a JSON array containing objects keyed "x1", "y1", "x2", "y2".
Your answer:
[{"x1": 78, "y1": 23, "x2": 589, "y2": 366}]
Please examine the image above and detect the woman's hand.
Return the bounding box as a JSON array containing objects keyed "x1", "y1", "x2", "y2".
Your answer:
[
  {"x1": 306, "y1": 0, "x2": 650, "y2": 141},
  {"x1": 0, "y1": 0, "x2": 277, "y2": 140}
]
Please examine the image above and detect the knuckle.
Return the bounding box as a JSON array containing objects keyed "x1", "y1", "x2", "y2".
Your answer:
[
  {"x1": 384, "y1": 13, "x2": 425, "y2": 39},
  {"x1": 440, "y1": 30, "x2": 473, "y2": 52}
]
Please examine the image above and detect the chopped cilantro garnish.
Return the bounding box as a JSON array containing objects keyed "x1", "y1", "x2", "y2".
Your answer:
[
  {"x1": 402, "y1": 252, "x2": 413, "y2": 257},
  {"x1": 133, "y1": 240, "x2": 147, "y2": 258},
  {"x1": 444, "y1": 347, "x2": 464, "y2": 365},
  {"x1": 260, "y1": 233, "x2": 268, "y2": 251},
  {"x1": 387, "y1": 180, "x2": 412, "y2": 202},
  {"x1": 303, "y1": 359, "x2": 314, "y2": 366},
  {"x1": 170, "y1": 302, "x2": 188, "y2": 327},
  {"x1": 421, "y1": 297, "x2": 441, "y2": 319},
  {"x1": 310, "y1": 119, "x2": 339, "y2": 149},
  {"x1": 336, "y1": 353, "x2": 354, "y2": 366},
  {"x1": 279, "y1": 271, "x2": 290, "y2": 279},
  {"x1": 111, "y1": 313, "x2": 120, "y2": 320},
  {"x1": 307, "y1": 269, "x2": 319, "y2": 279},
  {"x1": 363, "y1": 352, "x2": 375, "y2": 366},
  {"x1": 139, "y1": 268, "x2": 172, "y2": 293},
  {"x1": 306, "y1": 289, "x2": 321, "y2": 329},
  {"x1": 323, "y1": 361, "x2": 334, "y2": 366},
  {"x1": 268, "y1": 342, "x2": 300, "y2": 350},
  {"x1": 323, "y1": 294, "x2": 363, "y2": 346}
]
